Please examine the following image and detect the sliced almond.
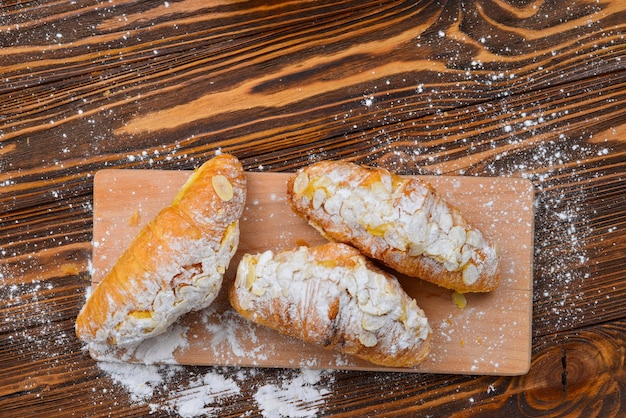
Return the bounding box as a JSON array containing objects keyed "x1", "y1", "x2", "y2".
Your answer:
[
  {"x1": 212, "y1": 174, "x2": 234, "y2": 201},
  {"x1": 245, "y1": 261, "x2": 257, "y2": 290},
  {"x1": 292, "y1": 171, "x2": 309, "y2": 196},
  {"x1": 462, "y1": 263, "x2": 479, "y2": 285},
  {"x1": 358, "y1": 332, "x2": 378, "y2": 347},
  {"x1": 361, "y1": 313, "x2": 386, "y2": 332}
]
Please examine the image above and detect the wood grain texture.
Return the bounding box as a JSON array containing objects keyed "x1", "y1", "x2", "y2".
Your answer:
[{"x1": 1, "y1": 0, "x2": 625, "y2": 416}]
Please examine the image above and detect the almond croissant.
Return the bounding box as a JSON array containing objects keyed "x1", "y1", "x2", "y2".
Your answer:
[
  {"x1": 76, "y1": 154, "x2": 246, "y2": 346},
  {"x1": 229, "y1": 243, "x2": 431, "y2": 367},
  {"x1": 287, "y1": 161, "x2": 500, "y2": 293}
]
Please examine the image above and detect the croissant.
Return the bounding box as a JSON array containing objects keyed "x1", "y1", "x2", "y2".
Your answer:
[
  {"x1": 76, "y1": 154, "x2": 246, "y2": 346},
  {"x1": 229, "y1": 243, "x2": 431, "y2": 367},
  {"x1": 287, "y1": 161, "x2": 500, "y2": 293}
]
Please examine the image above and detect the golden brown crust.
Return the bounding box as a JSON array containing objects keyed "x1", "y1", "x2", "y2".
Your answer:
[
  {"x1": 229, "y1": 243, "x2": 431, "y2": 368},
  {"x1": 76, "y1": 154, "x2": 246, "y2": 346},
  {"x1": 287, "y1": 160, "x2": 500, "y2": 293}
]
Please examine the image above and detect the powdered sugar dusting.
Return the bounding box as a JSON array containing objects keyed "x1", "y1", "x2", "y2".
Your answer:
[
  {"x1": 253, "y1": 368, "x2": 332, "y2": 417},
  {"x1": 97, "y1": 361, "x2": 334, "y2": 417},
  {"x1": 132, "y1": 324, "x2": 190, "y2": 364},
  {"x1": 163, "y1": 371, "x2": 241, "y2": 417},
  {"x1": 199, "y1": 304, "x2": 269, "y2": 363},
  {"x1": 98, "y1": 362, "x2": 173, "y2": 403},
  {"x1": 498, "y1": 137, "x2": 598, "y2": 334}
]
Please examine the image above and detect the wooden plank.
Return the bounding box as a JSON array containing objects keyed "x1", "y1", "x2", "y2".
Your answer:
[{"x1": 91, "y1": 168, "x2": 535, "y2": 375}]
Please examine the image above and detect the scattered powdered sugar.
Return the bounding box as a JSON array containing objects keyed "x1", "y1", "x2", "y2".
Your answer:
[
  {"x1": 479, "y1": 131, "x2": 610, "y2": 334},
  {"x1": 3, "y1": 280, "x2": 75, "y2": 362},
  {"x1": 97, "y1": 361, "x2": 334, "y2": 417},
  {"x1": 199, "y1": 305, "x2": 268, "y2": 362},
  {"x1": 98, "y1": 362, "x2": 173, "y2": 402},
  {"x1": 253, "y1": 368, "x2": 331, "y2": 417},
  {"x1": 161, "y1": 371, "x2": 241, "y2": 417},
  {"x1": 132, "y1": 323, "x2": 190, "y2": 364}
]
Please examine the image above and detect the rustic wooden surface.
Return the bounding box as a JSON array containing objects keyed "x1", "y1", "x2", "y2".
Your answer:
[{"x1": 0, "y1": 0, "x2": 624, "y2": 416}]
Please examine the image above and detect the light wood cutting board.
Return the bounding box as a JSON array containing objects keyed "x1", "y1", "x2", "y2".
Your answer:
[{"x1": 91, "y1": 169, "x2": 535, "y2": 375}]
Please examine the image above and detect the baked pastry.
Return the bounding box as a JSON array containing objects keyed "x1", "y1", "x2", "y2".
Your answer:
[
  {"x1": 287, "y1": 161, "x2": 500, "y2": 293},
  {"x1": 229, "y1": 243, "x2": 431, "y2": 367},
  {"x1": 76, "y1": 154, "x2": 246, "y2": 346}
]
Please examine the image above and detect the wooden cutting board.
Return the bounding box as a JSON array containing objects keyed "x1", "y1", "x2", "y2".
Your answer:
[{"x1": 91, "y1": 169, "x2": 535, "y2": 375}]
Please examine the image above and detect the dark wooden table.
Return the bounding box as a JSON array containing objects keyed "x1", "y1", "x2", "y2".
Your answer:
[{"x1": 1, "y1": 1, "x2": 625, "y2": 416}]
